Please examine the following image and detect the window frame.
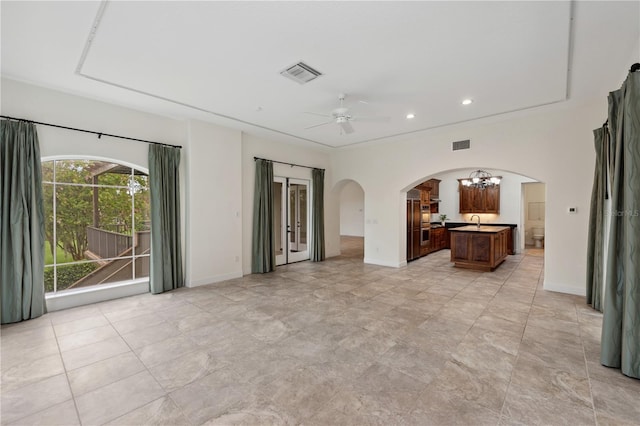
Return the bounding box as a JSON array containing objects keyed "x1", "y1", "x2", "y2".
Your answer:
[{"x1": 41, "y1": 155, "x2": 151, "y2": 300}]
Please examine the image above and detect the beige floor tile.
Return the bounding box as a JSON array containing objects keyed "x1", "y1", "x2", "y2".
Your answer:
[
  {"x1": 351, "y1": 363, "x2": 427, "y2": 413},
  {"x1": 61, "y1": 336, "x2": 130, "y2": 371},
  {"x1": 121, "y1": 321, "x2": 181, "y2": 349},
  {"x1": 52, "y1": 314, "x2": 109, "y2": 337},
  {"x1": 169, "y1": 368, "x2": 251, "y2": 425},
  {"x1": 1, "y1": 374, "x2": 72, "y2": 424},
  {"x1": 590, "y1": 377, "x2": 640, "y2": 425},
  {"x1": 105, "y1": 396, "x2": 189, "y2": 426},
  {"x1": 149, "y1": 349, "x2": 226, "y2": 392},
  {"x1": 7, "y1": 399, "x2": 80, "y2": 426},
  {"x1": 75, "y1": 370, "x2": 165, "y2": 425},
  {"x1": 57, "y1": 324, "x2": 119, "y2": 352},
  {"x1": 1, "y1": 337, "x2": 60, "y2": 371},
  {"x1": 408, "y1": 387, "x2": 501, "y2": 426},
  {"x1": 1, "y1": 353, "x2": 65, "y2": 393},
  {"x1": 67, "y1": 351, "x2": 145, "y2": 396},
  {"x1": 134, "y1": 334, "x2": 199, "y2": 368},
  {"x1": 110, "y1": 312, "x2": 166, "y2": 335}
]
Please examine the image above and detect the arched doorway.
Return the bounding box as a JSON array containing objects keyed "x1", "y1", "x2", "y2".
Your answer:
[
  {"x1": 333, "y1": 179, "x2": 365, "y2": 260},
  {"x1": 402, "y1": 167, "x2": 545, "y2": 264}
]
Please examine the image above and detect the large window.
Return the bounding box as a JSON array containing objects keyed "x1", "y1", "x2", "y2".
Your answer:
[{"x1": 42, "y1": 159, "x2": 151, "y2": 293}]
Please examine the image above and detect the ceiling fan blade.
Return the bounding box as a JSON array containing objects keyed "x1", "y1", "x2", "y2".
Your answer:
[
  {"x1": 305, "y1": 120, "x2": 335, "y2": 130},
  {"x1": 339, "y1": 120, "x2": 355, "y2": 134},
  {"x1": 352, "y1": 116, "x2": 390, "y2": 123},
  {"x1": 304, "y1": 111, "x2": 333, "y2": 118}
]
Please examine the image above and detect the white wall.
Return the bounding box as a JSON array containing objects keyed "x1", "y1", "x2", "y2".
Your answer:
[
  {"x1": 332, "y1": 99, "x2": 604, "y2": 295},
  {"x1": 523, "y1": 183, "x2": 546, "y2": 246},
  {"x1": 1, "y1": 78, "x2": 248, "y2": 307},
  {"x1": 185, "y1": 120, "x2": 242, "y2": 286},
  {"x1": 241, "y1": 133, "x2": 338, "y2": 275},
  {"x1": 339, "y1": 181, "x2": 365, "y2": 236}
]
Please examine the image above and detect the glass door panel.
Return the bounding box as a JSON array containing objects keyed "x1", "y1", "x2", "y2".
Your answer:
[
  {"x1": 273, "y1": 177, "x2": 287, "y2": 266},
  {"x1": 288, "y1": 179, "x2": 309, "y2": 263}
]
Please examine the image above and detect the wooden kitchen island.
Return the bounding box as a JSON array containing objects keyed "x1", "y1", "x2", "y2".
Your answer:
[{"x1": 449, "y1": 225, "x2": 510, "y2": 271}]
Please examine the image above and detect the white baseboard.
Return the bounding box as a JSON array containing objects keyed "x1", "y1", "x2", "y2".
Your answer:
[
  {"x1": 188, "y1": 271, "x2": 243, "y2": 287},
  {"x1": 363, "y1": 258, "x2": 403, "y2": 268},
  {"x1": 543, "y1": 281, "x2": 586, "y2": 296}
]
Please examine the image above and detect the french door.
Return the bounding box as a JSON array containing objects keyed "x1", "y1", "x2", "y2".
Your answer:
[{"x1": 274, "y1": 177, "x2": 310, "y2": 265}]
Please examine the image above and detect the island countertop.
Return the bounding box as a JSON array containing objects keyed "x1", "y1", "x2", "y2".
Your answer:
[{"x1": 448, "y1": 225, "x2": 510, "y2": 233}]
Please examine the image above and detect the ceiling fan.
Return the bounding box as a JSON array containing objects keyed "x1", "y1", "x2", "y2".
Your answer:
[{"x1": 304, "y1": 93, "x2": 389, "y2": 135}]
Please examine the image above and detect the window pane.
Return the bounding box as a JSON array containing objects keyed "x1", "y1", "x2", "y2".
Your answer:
[
  {"x1": 95, "y1": 167, "x2": 134, "y2": 187},
  {"x1": 54, "y1": 184, "x2": 93, "y2": 264},
  {"x1": 43, "y1": 159, "x2": 151, "y2": 294},
  {"x1": 55, "y1": 160, "x2": 113, "y2": 185},
  {"x1": 41, "y1": 161, "x2": 54, "y2": 182},
  {"x1": 134, "y1": 254, "x2": 150, "y2": 279},
  {"x1": 43, "y1": 182, "x2": 55, "y2": 266},
  {"x1": 54, "y1": 260, "x2": 134, "y2": 291},
  {"x1": 44, "y1": 265, "x2": 55, "y2": 293}
]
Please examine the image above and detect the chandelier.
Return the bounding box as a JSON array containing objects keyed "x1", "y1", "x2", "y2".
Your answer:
[{"x1": 461, "y1": 170, "x2": 501, "y2": 189}]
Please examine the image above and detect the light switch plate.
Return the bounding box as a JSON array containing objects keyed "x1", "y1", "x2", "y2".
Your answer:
[{"x1": 568, "y1": 207, "x2": 578, "y2": 214}]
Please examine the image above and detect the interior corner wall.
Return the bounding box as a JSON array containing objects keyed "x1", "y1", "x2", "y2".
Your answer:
[
  {"x1": 240, "y1": 133, "x2": 338, "y2": 275},
  {"x1": 185, "y1": 119, "x2": 242, "y2": 287},
  {"x1": 339, "y1": 181, "x2": 365, "y2": 237},
  {"x1": 332, "y1": 99, "x2": 605, "y2": 296}
]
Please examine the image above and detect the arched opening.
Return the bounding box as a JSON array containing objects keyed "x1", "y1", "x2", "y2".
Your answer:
[
  {"x1": 333, "y1": 179, "x2": 365, "y2": 260},
  {"x1": 402, "y1": 167, "x2": 546, "y2": 268}
]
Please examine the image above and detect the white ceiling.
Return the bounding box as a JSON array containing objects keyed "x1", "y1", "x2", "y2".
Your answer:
[{"x1": 1, "y1": 1, "x2": 639, "y2": 149}]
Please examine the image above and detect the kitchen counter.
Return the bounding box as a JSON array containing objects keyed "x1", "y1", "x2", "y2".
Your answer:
[
  {"x1": 448, "y1": 225, "x2": 510, "y2": 233},
  {"x1": 449, "y1": 226, "x2": 510, "y2": 271}
]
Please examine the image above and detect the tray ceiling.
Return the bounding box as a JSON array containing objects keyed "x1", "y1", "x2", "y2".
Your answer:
[{"x1": 2, "y1": 1, "x2": 639, "y2": 148}]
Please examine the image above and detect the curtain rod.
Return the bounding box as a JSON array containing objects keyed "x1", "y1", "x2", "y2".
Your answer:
[
  {"x1": 0, "y1": 115, "x2": 182, "y2": 149},
  {"x1": 254, "y1": 156, "x2": 324, "y2": 171}
]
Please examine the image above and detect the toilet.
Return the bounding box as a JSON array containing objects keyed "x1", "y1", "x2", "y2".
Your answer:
[{"x1": 532, "y1": 227, "x2": 545, "y2": 248}]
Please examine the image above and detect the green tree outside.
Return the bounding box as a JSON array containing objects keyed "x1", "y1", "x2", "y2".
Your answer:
[{"x1": 42, "y1": 160, "x2": 150, "y2": 290}]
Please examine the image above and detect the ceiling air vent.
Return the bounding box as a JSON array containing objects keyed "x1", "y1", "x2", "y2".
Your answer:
[
  {"x1": 452, "y1": 139, "x2": 470, "y2": 151},
  {"x1": 280, "y1": 62, "x2": 323, "y2": 84}
]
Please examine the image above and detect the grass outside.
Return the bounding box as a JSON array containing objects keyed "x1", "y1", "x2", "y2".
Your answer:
[{"x1": 44, "y1": 241, "x2": 75, "y2": 265}]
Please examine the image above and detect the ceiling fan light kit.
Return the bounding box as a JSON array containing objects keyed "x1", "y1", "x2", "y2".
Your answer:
[{"x1": 304, "y1": 93, "x2": 390, "y2": 135}]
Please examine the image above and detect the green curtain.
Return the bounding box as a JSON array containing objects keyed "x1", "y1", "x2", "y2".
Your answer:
[
  {"x1": 311, "y1": 168, "x2": 325, "y2": 262},
  {"x1": 586, "y1": 126, "x2": 607, "y2": 312},
  {"x1": 601, "y1": 70, "x2": 640, "y2": 379},
  {"x1": 148, "y1": 144, "x2": 183, "y2": 294},
  {"x1": 0, "y1": 120, "x2": 47, "y2": 324},
  {"x1": 251, "y1": 159, "x2": 275, "y2": 273}
]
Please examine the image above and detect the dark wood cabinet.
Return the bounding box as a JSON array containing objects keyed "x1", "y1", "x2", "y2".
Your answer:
[
  {"x1": 484, "y1": 186, "x2": 500, "y2": 212},
  {"x1": 458, "y1": 180, "x2": 500, "y2": 214},
  {"x1": 449, "y1": 226, "x2": 509, "y2": 271},
  {"x1": 406, "y1": 200, "x2": 421, "y2": 261},
  {"x1": 425, "y1": 226, "x2": 447, "y2": 253}
]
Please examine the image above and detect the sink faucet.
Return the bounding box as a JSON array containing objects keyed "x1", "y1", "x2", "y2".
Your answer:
[{"x1": 470, "y1": 215, "x2": 481, "y2": 229}]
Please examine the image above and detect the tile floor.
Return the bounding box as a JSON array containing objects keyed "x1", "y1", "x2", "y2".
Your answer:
[{"x1": 2, "y1": 237, "x2": 639, "y2": 425}]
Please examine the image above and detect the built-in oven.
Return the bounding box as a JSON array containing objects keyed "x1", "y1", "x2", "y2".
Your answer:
[
  {"x1": 421, "y1": 205, "x2": 431, "y2": 225},
  {"x1": 421, "y1": 227, "x2": 430, "y2": 246}
]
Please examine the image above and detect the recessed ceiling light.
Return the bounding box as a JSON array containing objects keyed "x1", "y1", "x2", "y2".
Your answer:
[
  {"x1": 406, "y1": 113, "x2": 415, "y2": 119},
  {"x1": 462, "y1": 99, "x2": 473, "y2": 105}
]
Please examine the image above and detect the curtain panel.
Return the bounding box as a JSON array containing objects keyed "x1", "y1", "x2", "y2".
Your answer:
[
  {"x1": 600, "y1": 70, "x2": 640, "y2": 379},
  {"x1": 148, "y1": 144, "x2": 183, "y2": 294},
  {"x1": 252, "y1": 159, "x2": 275, "y2": 273},
  {"x1": 0, "y1": 120, "x2": 47, "y2": 324},
  {"x1": 311, "y1": 168, "x2": 325, "y2": 262},
  {"x1": 586, "y1": 127, "x2": 607, "y2": 312}
]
